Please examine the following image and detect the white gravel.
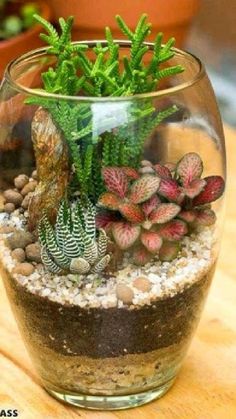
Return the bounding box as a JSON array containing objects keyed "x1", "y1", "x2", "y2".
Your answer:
[{"x1": 0, "y1": 209, "x2": 218, "y2": 309}]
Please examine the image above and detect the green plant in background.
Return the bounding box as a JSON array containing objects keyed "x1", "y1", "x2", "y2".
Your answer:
[
  {"x1": 27, "y1": 13, "x2": 184, "y2": 202},
  {"x1": 0, "y1": 1, "x2": 39, "y2": 40},
  {"x1": 38, "y1": 200, "x2": 110, "y2": 275}
]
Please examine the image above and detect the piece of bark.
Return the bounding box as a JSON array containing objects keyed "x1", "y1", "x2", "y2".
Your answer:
[{"x1": 28, "y1": 108, "x2": 69, "y2": 231}]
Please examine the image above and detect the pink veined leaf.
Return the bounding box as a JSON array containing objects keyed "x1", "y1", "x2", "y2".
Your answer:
[
  {"x1": 96, "y1": 211, "x2": 118, "y2": 231},
  {"x1": 192, "y1": 176, "x2": 225, "y2": 206},
  {"x1": 142, "y1": 195, "x2": 161, "y2": 217},
  {"x1": 112, "y1": 222, "x2": 141, "y2": 249},
  {"x1": 119, "y1": 202, "x2": 145, "y2": 223},
  {"x1": 141, "y1": 231, "x2": 163, "y2": 253},
  {"x1": 149, "y1": 203, "x2": 181, "y2": 224},
  {"x1": 178, "y1": 210, "x2": 196, "y2": 223},
  {"x1": 133, "y1": 246, "x2": 152, "y2": 266},
  {"x1": 176, "y1": 152, "x2": 203, "y2": 186},
  {"x1": 194, "y1": 208, "x2": 217, "y2": 226},
  {"x1": 164, "y1": 162, "x2": 176, "y2": 172},
  {"x1": 159, "y1": 241, "x2": 180, "y2": 261},
  {"x1": 121, "y1": 166, "x2": 140, "y2": 179},
  {"x1": 184, "y1": 179, "x2": 206, "y2": 199},
  {"x1": 129, "y1": 174, "x2": 160, "y2": 204},
  {"x1": 158, "y1": 220, "x2": 188, "y2": 241},
  {"x1": 153, "y1": 163, "x2": 172, "y2": 179},
  {"x1": 98, "y1": 192, "x2": 121, "y2": 210},
  {"x1": 158, "y1": 178, "x2": 183, "y2": 203},
  {"x1": 102, "y1": 167, "x2": 128, "y2": 198}
]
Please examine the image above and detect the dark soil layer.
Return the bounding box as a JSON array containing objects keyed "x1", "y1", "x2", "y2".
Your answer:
[{"x1": 2, "y1": 264, "x2": 215, "y2": 359}]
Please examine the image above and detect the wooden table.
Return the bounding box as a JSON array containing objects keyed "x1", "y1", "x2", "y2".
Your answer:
[{"x1": 0, "y1": 126, "x2": 236, "y2": 419}]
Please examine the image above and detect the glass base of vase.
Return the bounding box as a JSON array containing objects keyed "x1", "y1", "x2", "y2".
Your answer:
[{"x1": 45, "y1": 378, "x2": 175, "y2": 410}]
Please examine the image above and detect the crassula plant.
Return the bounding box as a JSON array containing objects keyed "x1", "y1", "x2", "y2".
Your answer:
[{"x1": 97, "y1": 152, "x2": 225, "y2": 265}]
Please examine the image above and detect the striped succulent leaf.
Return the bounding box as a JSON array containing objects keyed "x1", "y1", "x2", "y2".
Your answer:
[{"x1": 38, "y1": 200, "x2": 111, "y2": 276}]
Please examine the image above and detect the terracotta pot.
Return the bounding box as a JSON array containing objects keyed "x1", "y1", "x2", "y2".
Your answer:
[
  {"x1": 0, "y1": 0, "x2": 51, "y2": 79},
  {"x1": 48, "y1": 0, "x2": 200, "y2": 46}
]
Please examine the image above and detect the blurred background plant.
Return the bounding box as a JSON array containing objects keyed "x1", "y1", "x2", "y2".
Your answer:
[{"x1": 0, "y1": 0, "x2": 39, "y2": 39}]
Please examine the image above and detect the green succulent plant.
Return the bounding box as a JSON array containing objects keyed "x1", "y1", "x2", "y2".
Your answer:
[
  {"x1": 26, "y1": 13, "x2": 183, "y2": 203},
  {"x1": 38, "y1": 200, "x2": 110, "y2": 275}
]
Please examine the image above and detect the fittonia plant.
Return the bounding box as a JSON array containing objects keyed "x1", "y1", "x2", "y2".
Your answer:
[{"x1": 97, "y1": 153, "x2": 225, "y2": 265}]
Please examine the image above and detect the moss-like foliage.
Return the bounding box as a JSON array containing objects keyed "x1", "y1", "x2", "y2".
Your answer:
[{"x1": 27, "y1": 14, "x2": 183, "y2": 203}]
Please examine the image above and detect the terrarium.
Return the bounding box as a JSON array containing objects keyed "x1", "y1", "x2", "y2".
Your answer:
[{"x1": 0, "y1": 15, "x2": 226, "y2": 410}]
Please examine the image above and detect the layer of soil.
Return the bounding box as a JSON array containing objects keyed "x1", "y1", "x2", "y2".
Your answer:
[{"x1": 2, "y1": 262, "x2": 215, "y2": 359}]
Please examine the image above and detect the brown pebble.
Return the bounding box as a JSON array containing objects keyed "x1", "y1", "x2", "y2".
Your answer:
[
  {"x1": 4, "y1": 203, "x2": 15, "y2": 214},
  {"x1": 21, "y1": 180, "x2": 37, "y2": 196},
  {"x1": 141, "y1": 160, "x2": 152, "y2": 167},
  {"x1": 7, "y1": 230, "x2": 34, "y2": 250},
  {"x1": 21, "y1": 193, "x2": 33, "y2": 209},
  {"x1": 13, "y1": 263, "x2": 34, "y2": 276},
  {"x1": 31, "y1": 170, "x2": 38, "y2": 180},
  {"x1": 116, "y1": 283, "x2": 134, "y2": 304},
  {"x1": 14, "y1": 174, "x2": 29, "y2": 190},
  {"x1": 139, "y1": 166, "x2": 154, "y2": 174},
  {"x1": 133, "y1": 277, "x2": 152, "y2": 292},
  {"x1": 0, "y1": 226, "x2": 15, "y2": 234},
  {"x1": 3, "y1": 189, "x2": 23, "y2": 206},
  {"x1": 25, "y1": 242, "x2": 41, "y2": 263},
  {"x1": 11, "y1": 248, "x2": 25, "y2": 263}
]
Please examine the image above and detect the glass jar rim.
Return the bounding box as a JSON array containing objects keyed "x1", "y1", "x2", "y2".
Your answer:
[{"x1": 5, "y1": 40, "x2": 205, "y2": 102}]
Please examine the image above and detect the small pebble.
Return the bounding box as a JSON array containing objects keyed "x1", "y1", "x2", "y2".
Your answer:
[
  {"x1": 25, "y1": 242, "x2": 41, "y2": 263},
  {"x1": 3, "y1": 190, "x2": 23, "y2": 207},
  {"x1": 11, "y1": 248, "x2": 25, "y2": 263},
  {"x1": 7, "y1": 230, "x2": 34, "y2": 250},
  {"x1": 13, "y1": 263, "x2": 35, "y2": 276},
  {"x1": 141, "y1": 160, "x2": 152, "y2": 167},
  {"x1": 116, "y1": 283, "x2": 134, "y2": 304},
  {"x1": 21, "y1": 181, "x2": 37, "y2": 196},
  {"x1": 0, "y1": 226, "x2": 15, "y2": 234},
  {"x1": 31, "y1": 170, "x2": 38, "y2": 180},
  {"x1": 139, "y1": 166, "x2": 154, "y2": 174},
  {"x1": 14, "y1": 174, "x2": 29, "y2": 190},
  {"x1": 133, "y1": 277, "x2": 152, "y2": 292},
  {"x1": 4, "y1": 203, "x2": 15, "y2": 214},
  {"x1": 21, "y1": 193, "x2": 33, "y2": 210}
]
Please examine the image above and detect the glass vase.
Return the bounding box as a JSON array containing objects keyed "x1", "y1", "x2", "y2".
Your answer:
[{"x1": 0, "y1": 42, "x2": 226, "y2": 410}]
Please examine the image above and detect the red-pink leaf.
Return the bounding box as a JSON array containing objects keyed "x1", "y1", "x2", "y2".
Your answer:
[
  {"x1": 112, "y1": 222, "x2": 140, "y2": 249},
  {"x1": 193, "y1": 176, "x2": 225, "y2": 206},
  {"x1": 194, "y1": 208, "x2": 216, "y2": 226},
  {"x1": 102, "y1": 167, "x2": 128, "y2": 198},
  {"x1": 149, "y1": 203, "x2": 181, "y2": 224},
  {"x1": 121, "y1": 167, "x2": 139, "y2": 179},
  {"x1": 96, "y1": 211, "x2": 118, "y2": 230},
  {"x1": 119, "y1": 202, "x2": 145, "y2": 223},
  {"x1": 129, "y1": 175, "x2": 160, "y2": 204},
  {"x1": 158, "y1": 178, "x2": 183, "y2": 203},
  {"x1": 141, "y1": 231, "x2": 163, "y2": 253},
  {"x1": 176, "y1": 152, "x2": 203, "y2": 186},
  {"x1": 98, "y1": 192, "x2": 121, "y2": 210},
  {"x1": 184, "y1": 179, "x2": 206, "y2": 199},
  {"x1": 164, "y1": 162, "x2": 176, "y2": 172},
  {"x1": 159, "y1": 241, "x2": 180, "y2": 261},
  {"x1": 142, "y1": 195, "x2": 161, "y2": 217},
  {"x1": 178, "y1": 210, "x2": 196, "y2": 223},
  {"x1": 158, "y1": 220, "x2": 188, "y2": 241},
  {"x1": 133, "y1": 246, "x2": 152, "y2": 266},
  {"x1": 153, "y1": 163, "x2": 172, "y2": 179}
]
